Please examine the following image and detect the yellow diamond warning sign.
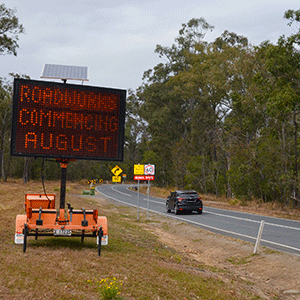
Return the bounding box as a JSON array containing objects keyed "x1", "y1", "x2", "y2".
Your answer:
[{"x1": 111, "y1": 165, "x2": 123, "y2": 176}]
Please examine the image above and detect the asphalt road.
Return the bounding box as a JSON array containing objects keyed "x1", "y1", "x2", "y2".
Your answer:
[{"x1": 96, "y1": 183, "x2": 300, "y2": 255}]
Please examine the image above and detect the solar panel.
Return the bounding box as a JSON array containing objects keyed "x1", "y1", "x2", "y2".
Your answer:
[{"x1": 41, "y1": 64, "x2": 88, "y2": 81}]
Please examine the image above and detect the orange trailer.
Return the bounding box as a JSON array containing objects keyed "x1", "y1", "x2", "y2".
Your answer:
[
  {"x1": 14, "y1": 160, "x2": 108, "y2": 256},
  {"x1": 15, "y1": 193, "x2": 108, "y2": 255}
]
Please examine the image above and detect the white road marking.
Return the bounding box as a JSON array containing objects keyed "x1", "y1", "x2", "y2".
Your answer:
[
  {"x1": 111, "y1": 186, "x2": 132, "y2": 197},
  {"x1": 96, "y1": 186, "x2": 300, "y2": 254}
]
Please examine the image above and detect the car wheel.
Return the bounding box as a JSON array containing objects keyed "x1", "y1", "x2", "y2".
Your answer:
[
  {"x1": 197, "y1": 208, "x2": 203, "y2": 215},
  {"x1": 174, "y1": 204, "x2": 179, "y2": 215},
  {"x1": 166, "y1": 202, "x2": 171, "y2": 213}
]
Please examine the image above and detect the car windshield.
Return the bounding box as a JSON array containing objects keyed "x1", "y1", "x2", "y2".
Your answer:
[{"x1": 179, "y1": 193, "x2": 198, "y2": 198}]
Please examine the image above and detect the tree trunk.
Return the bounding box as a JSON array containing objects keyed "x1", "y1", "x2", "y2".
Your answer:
[
  {"x1": 226, "y1": 152, "x2": 232, "y2": 198},
  {"x1": 202, "y1": 153, "x2": 207, "y2": 193},
  {"x1": 23, "y1": 157, "x2": 30, "y2": 183},
  {"x1": 293, "y1": 111, "x2": 299, "y2": 206},
  {"x1": 0, "y1": 150, "x2": 3, "y2": 180}
]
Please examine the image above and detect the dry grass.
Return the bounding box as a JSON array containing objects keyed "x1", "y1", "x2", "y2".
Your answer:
[{"x1": 0, "y1": 179, "x2": 266, "y2": 299}]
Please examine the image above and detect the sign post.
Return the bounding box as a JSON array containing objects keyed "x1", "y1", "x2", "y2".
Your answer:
[
  {"x1": 145, "y1": 164, "x2": 155, "y2": 220},
  {"x1": 147, "y1": 180, "x2": 150, "y2": 220},
  {"x1": 133, "y1": 164, "x2": 155, "y2": 220}
]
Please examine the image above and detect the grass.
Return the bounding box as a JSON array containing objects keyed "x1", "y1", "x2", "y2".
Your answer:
[
  {"x1": 0, "y1": 179, "x2": 263, "y2": 299},
  {"x1": 226, "y1": 255, "x2": 255, "y2": 265}
]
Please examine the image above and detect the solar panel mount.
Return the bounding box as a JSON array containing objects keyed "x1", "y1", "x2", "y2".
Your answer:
[{"x1": 41, "y1": 64, "x2": 89, "y2": 82}]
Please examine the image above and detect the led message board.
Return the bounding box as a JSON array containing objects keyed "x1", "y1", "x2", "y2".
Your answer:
[{"x1": 11, "y1": 78, "x2": 126, "y2": 161}]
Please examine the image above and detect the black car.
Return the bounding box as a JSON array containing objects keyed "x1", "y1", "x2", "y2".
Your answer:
[{"x1": 166, "y1": 190, "x2": 203, "y2": 215}]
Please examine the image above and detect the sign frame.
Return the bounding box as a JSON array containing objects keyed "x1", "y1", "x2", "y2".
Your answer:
[{"x1": 10, "y1": 78, "x2": 126, "y2": 161}]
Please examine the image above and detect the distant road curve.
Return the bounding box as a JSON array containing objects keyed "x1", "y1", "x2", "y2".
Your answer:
[{"x1": 96, "y1": 184, "x2": 300, "y2": 255}]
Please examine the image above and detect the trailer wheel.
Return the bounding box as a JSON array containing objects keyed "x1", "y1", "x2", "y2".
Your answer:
[
  {"x1": 23, "y1": 224, "x2": 28, "y2": 253},
  {"x1": 98, "y1": 228, "x2": 103, "y2": 256}
]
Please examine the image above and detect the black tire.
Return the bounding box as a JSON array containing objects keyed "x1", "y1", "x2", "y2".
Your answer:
[
  {"x1": 197, "y1": 208, "x2": 203, "y2": 215},
  {"x1": 98, "y1": 228, "x2": 103, "y2": 256},
  {"x1": 23, "y1": 224, "x2": 28, "y2": 253},
  {"x1": 166, "y1": 202, "x2": 171, "y2": 213}
]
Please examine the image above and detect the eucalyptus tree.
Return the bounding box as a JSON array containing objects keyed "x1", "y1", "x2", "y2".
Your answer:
[
  {"x1": 0, "y1": 3, "x2": 24, "y2": 56},
  {"x1": 0, "y1": 79, "x2": 11, "y2": 180},
  {"x1": 0, "y1": 3, "x2": 24, "y2": 180},
  {"x1": 169, "y1": 30, "x2": 254, "y2": 195},
  {"x1": 122, "y1": 89, "x2": 147, "y2": 178},
  {"x1": 249, "y1": 13, "x2": 300, "y2": 204},
  {"x1": 136, "y1": 18, "x2": 215, "y2": 186}
]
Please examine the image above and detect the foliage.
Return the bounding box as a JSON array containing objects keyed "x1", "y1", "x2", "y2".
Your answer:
[
  {"x1": 0, "y1": 78, "x2": 12, "y2": 180},
  {"x1": 0, "y1": 3, "x2": 24, "y2": 56},
  {"x1": 3, "y1": 8, "x2": 300, "y2": 207},
  {"x1": 130, "y1": 12, "x2": 300, "y2": 206}
]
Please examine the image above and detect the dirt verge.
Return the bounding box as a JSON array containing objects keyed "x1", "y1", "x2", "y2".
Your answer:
[
  {"x1": 133, "y1": 186, "x2": 300, "y2": 299},
  {"x1": 141, "y1": 215, "x2": 300, "y2": 300}
]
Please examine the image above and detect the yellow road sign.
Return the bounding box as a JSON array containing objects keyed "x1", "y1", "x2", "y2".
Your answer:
[
  {"x1": 111, "y1": 165, "x2": 123, "y2": 176},
  {"x1": 112, "y1": 176, "x2": 121, "y2": 183},
  {"x1": 134, "y1": 164, "x2": 144, "y2": 175}
]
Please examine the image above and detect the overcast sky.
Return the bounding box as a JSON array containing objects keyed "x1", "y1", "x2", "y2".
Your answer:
[{"x1": 1, "y1": 0, "x2": 300, "y2": 91}]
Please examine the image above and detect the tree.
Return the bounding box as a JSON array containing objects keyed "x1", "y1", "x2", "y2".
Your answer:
[
  {"x1": 168, "y1": 30, "x2": 252, "y2": 195},
  {"x1": 0, "y1": 3, "x2": 24, "y2": 56},
  {"x1": 0, "y1": 79, "x2": 11, "y2": 181},
  {"x1": 0, "y1": 3, "x2": 25, "y2": 179},
  {"x1": 7, "y1": 73, "x2": 32, "y2": 182},
  {"x1": 284, "y1": 9, "x2": 300, "y2": 40},
  {"x1": 136, "y1": 18, "x2": 215, "y2": 186}
]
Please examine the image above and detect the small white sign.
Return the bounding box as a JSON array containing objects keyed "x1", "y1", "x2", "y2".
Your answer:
[
  {"x1": 97, "y1": 235, "x2": 108, "y2": 245},
  {"x1": 15, "y1": 233, "x2": 24, "y2": 244}
]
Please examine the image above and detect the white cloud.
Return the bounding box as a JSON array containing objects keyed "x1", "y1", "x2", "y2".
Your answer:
[{"x1": 2, "y1": 0, "x2": 300, "y2": 90}]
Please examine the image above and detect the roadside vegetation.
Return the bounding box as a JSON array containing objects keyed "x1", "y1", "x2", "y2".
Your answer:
[
  {"x1": 0, "y1": 179, "x2": 270, "y2": 300},
  {"x1": 2, "y1": 5, "x2": 300, "y2": 210}
]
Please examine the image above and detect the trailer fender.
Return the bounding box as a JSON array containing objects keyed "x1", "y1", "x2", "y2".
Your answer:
[{"x1": 97, "y1": 216, "x2": 108, "y2": 245}]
